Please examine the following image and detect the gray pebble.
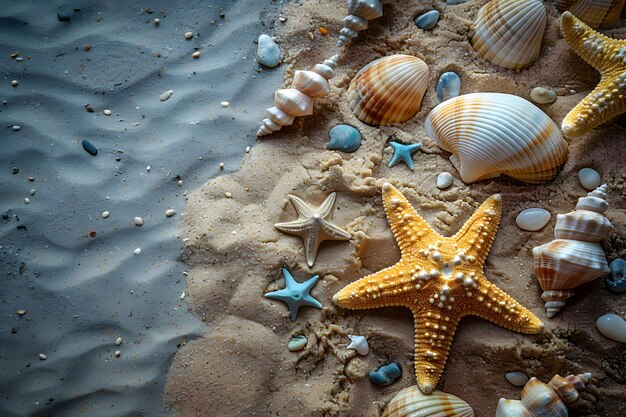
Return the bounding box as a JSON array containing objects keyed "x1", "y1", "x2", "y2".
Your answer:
[
  {"x1": 436, "y1": 172, "x2": 453, "y2": 189},
  {"x1": 505, "y1": 371, "x2": 529, "y2": 387},
  {"x1": 133, "y1": 217, "x2": 144, "y2": 226},
  {"x1": 414, "y1": 10, "x2": 439, "y2": 30},
  {"x1": 287, "y1": 335, "x2": 308, "y2": 351},
  {"x1": 530, "y1": 87, "x2": 557, "y2": 105}
]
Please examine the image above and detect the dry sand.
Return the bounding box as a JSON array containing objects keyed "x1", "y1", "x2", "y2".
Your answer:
[{"x1": 165, "y1": 1, "x2": 625, "y2": 416}]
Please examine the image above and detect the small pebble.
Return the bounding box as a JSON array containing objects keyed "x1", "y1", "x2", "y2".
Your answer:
[
  {"x1": 578, "y1": 167, "x2": 602, "y2": 190},
  {"x1": 245, "y1": 146, "x2": 251, "y2": 153},
  {"x1": 115, "y1": 337, "x2": 122, "y2": 346},
  {"x1": 147, "y1": 166, "x2": 151, "y2": 172},
  {"x1": 184, "y1": 31, "x2": 193, "y2": 39},
  {"x1": 39, "y1": 354, "x2": 47, "y2": 360},
  {"x1": 219, "y1": 162, "x2": 225, "y2": 169},
  {"x1": 160, "y1": 90, "x2": 173, "y2": 101},
  {"x1": 437, "y1": 72, "x2": 461, "y2": 102},
  {"x1": 102, "y1": 211, "x2": 110, "y2": 219},
  {"x1": 82, "y1": 139, "x2": 98, "y2": 156},
  {"x1": 414, "y1": 10, "x2": 440, "y2": 30},
  {"x1": 192, "y1": 51, "x2": 200, "y2": 59},
  {"x1": 224, "y1": 192, "x2": 232, "y2": 198},
  {"x1": 530, "y1": 87, "x2": 557, "y2": 105},
  {"x1": 28, "y1": 176, "x2": 34, "y2": 181},
  {"x1": 133, "y1": 217, "x2": 144, "y2": 226},
  {"x1": 154, "y1": 18, "x2": 160, "y2": 25},
  {"x1": 89, "y1": 230, "x2": 97, "y2": 238},
  {"x1": 327, "y1": 125, "x2": 362, "y2": 153},
  {"x1": 220, "y1": 101, "x2": 229, "y2": 107},
  {"x1": 369, "y1": 362, "x2": 402, "y2": 387},
  {"x1": 515, "y1": 208, "x2": 551, "y2": 231},
  {"x1": 278, "y1": 16, "x2": 287, "y2": 23},
  {"x1": 85, "y1": 104, "x2": 94, "y2": 113},
  {"x1": 257, "y1": 34, "x2": 282, "y2": 67},
  {"x1": 307, "y1": 31, "x2": 314, "y2": 40},
  {"x1": 17, "y1": 309, "x2": 26, "y2": 316},
  {"x1": 30, "y1": 189, "x2": 35, "y2": 196},
  {"x1": 12, "y1": 125, "x2": 21, "y2": 131},
  {"x1": 287, "y1": 335, "x2": 308, "y2": 351},
  {"x1": 103, "y1": 109, "x2": 112, "y2": 116},
  {"x1": 180, "y1": 292, "x2": 185, "y2": 300},
  {"x1": 115, "y1": 350, "x2": 121, "y2": 357},
  {"x1": 596, "y1": 313, "x2": 626, "y2": 343},
  {"x1": 446, "y1": 0, "x2": 467, "y2": 4},
  {"x1": 177, "y1": 180, "x2": 183, "y2": 186},
  {"x1": 436, "y1": 172, "x2": 454, "y2": 189},
  {"x1": 134, "y1": 248, "x2": 141, "y2": 255},
  {"x1": 24, "y1": 198, "x2": 30, "y2": 204},
  {"x1": 57, "y1": 11, "x2": 71, "y2": 22},
  {"x1": 505, "y1": 371, "x2": 530, "y2": 387},
  {"x1": 604, "y1": 258, "x2": 626, "y2": 294},
  {"x1": 11, "y1": 80, "x2": 18, "y2": 87},
  {"x1": 165, "y1": 209, "x2": 176, "y2": 217}
]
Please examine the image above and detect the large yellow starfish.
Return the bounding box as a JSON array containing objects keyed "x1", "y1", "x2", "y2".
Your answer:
[
  {"x1": 333, "y1": 184, "x2": 544, "y2": 394},
  {"x1": 560, "y1": 11, "x2": 626, "y2": 137}
]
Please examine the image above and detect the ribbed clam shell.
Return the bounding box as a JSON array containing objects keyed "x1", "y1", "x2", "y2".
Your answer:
[
  {"x1": 471, "y1": 0, "x2": 547, "y2": 69},
  {"x1": 554, "y1": 210, "x2": 612, "y2": 242},
  {"x1": 532, "y1": 239, "x2": 610, "y2": 291},
  {"x1": 424, "y1": 93, "x2": 568, "y2": 184},
  {"x1": 520, "y1": 378, "x2": 568, "y2": 417},
  {"x1": 347, "y1": 55, "x2": 429, "y2": 126},
  {"x1": 555, "y1": 0, "x2": 623, "y2": 28},
  {"x1": 381, "y1": 386, "x2": 474, "y2": 417}
]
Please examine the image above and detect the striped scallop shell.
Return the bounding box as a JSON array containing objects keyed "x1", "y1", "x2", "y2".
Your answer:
[
  {"x1": 382, "y1": 386, "x2": 474, "y2": 417},
  {"x1": 424, "y1": 93, "x2": 568, "y2": 184},
  {"x1": 555, "y1": 0, "x2": 624, "y2": 28},
  {"x1": 471, "y1": 0, "x2": 547, "y2": 69},
  {"x1": 347, "y1": 55, "x2": 429, "y2": 126}
]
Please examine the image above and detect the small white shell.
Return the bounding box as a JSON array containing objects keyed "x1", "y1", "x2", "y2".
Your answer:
[
  {"x1": 381, "y1": 386, "x2": 474, "y2": 417},
  {"x1": 424, "y1": 93, "x2": 568, "y2": 184},
  {"x1": 347, "y1": 54, "x2": 429, "y2": 126},
  {"x1": 471, "y1": 0, "x2": 547, "y2": 69}
]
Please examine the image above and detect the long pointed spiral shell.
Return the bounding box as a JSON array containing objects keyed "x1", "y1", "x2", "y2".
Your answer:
[
  {"x1": 257, "y1": 55, "x2": 339, "y2": 137},
  {"x1": 496, "y1": 373, "x2": 590, "y2": 417},
  {"x1": 555, "y1": 0, "x2": 624, "y2": 28},
  {"x1": 337, "y1": 0, "x2": 394, "y2": 47},
  {"x1": 381, "y1": 386, "x2": 474, "y2": 417},
  {"x1": 532, "y1": 185, "x2": 612, "y2": 318}
]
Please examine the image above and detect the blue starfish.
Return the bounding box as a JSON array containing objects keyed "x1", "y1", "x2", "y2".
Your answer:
[
  {"x1": 388, "y1": 141, "x2": 422, "y2": 171},
  {"x1": 264, "y1": 268, "x2": 323, "y2": 321}
]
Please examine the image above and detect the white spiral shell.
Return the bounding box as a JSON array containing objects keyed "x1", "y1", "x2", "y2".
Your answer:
[
  {"x1": 424, "y1": 93, "x2": 568, "y2": 184},
  {"x1": 381, "y1": 386, "x2": 474, "y2": 417},
  {"x1": 555, "y1": 0, "x2": 624, "y2": 29},
  {"x1": 337, "y1": 0, "x2": 394, "y2": 47},
  {"x1": 471, "y1": 0, "x2": 547, "y2": 70},
  {"x1": 532, "y1": 185, "x2": 612, "y2": 318}
]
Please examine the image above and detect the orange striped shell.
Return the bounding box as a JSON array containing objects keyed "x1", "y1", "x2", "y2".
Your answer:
[{"x1": 347, "y1": 54, "x2": 429, "y2": 126}]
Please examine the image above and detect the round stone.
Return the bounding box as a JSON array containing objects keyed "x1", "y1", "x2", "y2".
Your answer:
[
  {"x1": 578, "y1": 167, "x2": 601, "y2": 190},
  {"x1": 287, "y1": 335, "x2": 308, "y2": 351},
  {"x1": 39, "y1": 353, "x2": 47, "y2": 360},
  {"x1": 166, "y1": 209, "x2": 176, "y2": 217},
  {"x1": 192, "y1": 51, "x2": 200, "y2": 59},
  {"x1": 24, "y1": 198, "x2": 30, "y2": 204},
  {"x1": 184, "y1": 31, "x2": 193, "y2": 39},
  {"x1": 115, "y1": 337, "x2": 122, "y2": 346},
  {"x1": 12, "y1": 125, "x2": 21, "y2": 131},
  {"x1": 505, "y1": 371, "x2": 530, "y2": 387},
  {"x1": 257, "y1": 34, "x2": 282, "y2": 67},
  {"x1": 327, "y1": 125, "x2": 361, "y2": 153},
  {"x1": 596, "y1": 314, "x2": 626, "y2": 343},
  {"x1": 82, "y1": 139, "x2": 98, "y2": 156},
  {"x1": 102, "y1": 211, "x2": 110, "y2": 219},
  {"x1": 436, "y1": 172, "x2": 453, "y2": 189},
  {"x1": 160, "y1": 90, "x2": 173, "y2": 102},
  {"x1": 414, "y1": 10, "x2": 440, "y2": 30},
  {"x1": 530, "y1": 87, "x2": 557, "y2": 104},
  {"x1": 515, "y1": 208, "x2": 551, "y2": 231},
  {"x1": 57, "y1": 11, "x2": 71, "y2": 22},
  {"x1": 133, "y1": 217, "x2": 144, "y2": 226},
  {"x1": 103, "y1": 109, "x2": 112, "y2": 116},
  {"x1": 220, "y1": 101, "x2": 229, "y2": 107},
  {"x1": 134, "y1": 248, "x2": 141, "y2": 255},
  {"x1": 11, "y1": 80, "x2": 18, "y2": 87},
  {"x1": 115, "y1": 350, "x2": 121, "y2": 357}
]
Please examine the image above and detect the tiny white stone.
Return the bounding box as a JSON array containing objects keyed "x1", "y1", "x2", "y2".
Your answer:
[
  {"x1": 146, "y1": 165, "x2": 151, "y2": 172},
  {"x1": 224, "y1": 192, "x2": 232, "y2": 198},
  {"x1": 180, "y1": 291, "x2": 186, "y2": 300},
  {"x1": 177, "y1": 180, "x2": 183, "y2": 186},
  {"x1": 134, "y1": 248, "x2": 141, "y2": 255},
  {"x1": 160, "y1": 90, "x2": 173, "y2": 101},
  {"x1": 166, "y1": 209, "x2": 176, "y2": 217},
  {"x1": 184, "y1": 31, "x2": 193, "y2": 39},
  {"x1": 257, "y1": 34, "x2": 282, "y2": 67},
  {"x1": 30, "y1": 189, "x2": 35, "y2": 196},
  {"x1": 24, "y1": 198, "x2": 30, "y2": 204},
  {"x1": 219, "y1": 162, "x2": 225, "y2": 169},
  {"x1": 154, "y1": 18, "x2": 160, "y2": 25},
  {"x1": 103, "y1": 109, "x2": 112, "y2": 116},
  {"x1": 347, "y1": 335, "x2": 369, "y2": 355},
  {"x1": 436, "y1": 172, "x2": 453, "y2": 189},
  {"x1": 220, "y1": 101, "x2": 229, "y2": 107},
  {"x1": 530, "y1": 87, "x2": 557, "y2": 105},
  {"x1": 516, "y1": 208, "x2": 551, "y2": 231},
  {"x1": 133, "y1": 217, "x2": 144, "y2": 226},
  {"x1": 596, "y1": 313, "x2": 626, "y2": 343},
  {"x1": 578, "y1": 167, "x2": 602, "y2": 190},
  {"x1": 12, "y1": 125, "x2": 21, "y2": 131},
  {"x1": 11, "y1": 80, "x2": 18, "y2": 86},
  {"x1": 505, "y1": 371, "x2": 530, "y2": 387},
  {"x1": 102, "y1": 211, "x2": 110, "y2": 219},
  {"x1": 115, "y1": 337, "x2": 122, "y2": 346},
  {"x1": 115, "y1": 350, "x2": 121, "y2": 357},
  {"x1": 38, "y1": 354, "x2": 47, "y2": 360},
  {"x1": 192, "y1": 51, "x2": 200, "y2": 59},
  {"x1": 245, "y1": 146, "x2": 251, "y2": 153}
]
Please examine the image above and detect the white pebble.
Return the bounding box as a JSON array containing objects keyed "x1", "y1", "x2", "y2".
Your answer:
[
  {"x1": 146, "y1": 165, "x2": 151, "y2": 172},
  {"x1": 115, "y1": 337, "x2": 122, "y2": 346},
  {"x1": 177, "y1": 180, "x2": 183, "y2": 186},
  {"x1": 219, "y1": 162, "x2": 225, "y2": 169},
  {"x1": 257, "y1": 34, "x2": 282, "y2": 67},
  {"x1": 115, "y1": 350, "x2": 121, "y2": 357},
  {"x1": 30, "y1": 189, "x2": 35, "y2": 196},
  {"x1": 516, "y1": 208, "x2": 551, "y2": 231},
  {"x1": 436, "y1": 172, "x2": 454, "y2": 189},
  {"x1": 160, "y1": 90, "x2": 173, "y2": 101},
  {"x1": 180, "y1": 292, "x2": 186, "y2": 300},
  {"x1": 12, "y1": 125, "x2": 21, "y2": 131},
  {"x1": 134, "y1": 248, "x2": 141, "y2": 255},
  {"x1": 224, "y1": 192, "x2": 232, "y2": 198},
  {"x1": 24, "y1": 198, "x2": 30, "y2": 204},
  {"x1": 596, "y1": 313, "x2": 626, "y2": 343},
  {"x1": 154, "y1": 18, "x2": 160, "y2": 25},
  {"x1": 166, "y1": 209, "x2": 176, "y2": 217},
  {"x1": 578, "y1": 167, "x2": 601, "y2": 190},
  {"x1": 220, "y1": 101, "x2": 229, "y2": 108},
  {"x1": 505, "y1": 371, "x2": 530, "y2": 387},
  {"x1": 133, "y1": 217, "x2": 144, "y2": 226},
  {"x1": 245, "y1": 146, "x2": 251, "y2": 153},
  {"x1": 102, "y1": 211, "x2": 110, "y2": 219},
  {"x1": 103, "y1": 109, "x2": 112, "y2": 116},
  {"x1": 39, "y1": 353, "x2": 47, "y2": 360},
  {"x1": 192, "y1": 51, "x2": 200, "y2": 59},
  {"x1": 530, "y1": 87, "x2": 557, "y2": 105},
  {"x1": 184, "y1": 31, "x2": 193, "y2": 39},
  {"x1": 11, "y1": 80, "x2": 18, "y2": 87}
]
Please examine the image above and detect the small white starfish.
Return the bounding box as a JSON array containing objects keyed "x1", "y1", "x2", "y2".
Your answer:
[{"x1": 274, "y1": 192, "x2": 351, "y2": 267}]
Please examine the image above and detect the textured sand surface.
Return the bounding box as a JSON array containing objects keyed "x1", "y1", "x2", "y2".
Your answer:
[{"x1": 165, "y1": 1, "x2": 626, "y2": 416}]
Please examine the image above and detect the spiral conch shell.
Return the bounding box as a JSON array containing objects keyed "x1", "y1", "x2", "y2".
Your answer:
[
  {"x1": 471, "y1": 0, "x2": 547, "y2": 69},
  {"x1": 257, "y1": 55, "x2": 339, "y2": 137},
  {"x1": 533, "y1": 185, "x2": 612, "y2": 318},
  {"x1": 381, "y1": 386, "x2": 474, "y2": 417},
  {"x1": 424, "y1": 93, "x2": 568, "y2": 184},
  {"x1": 347, "y1": 54, "x2": 429, "y2": 126},
  {"x1": 555, "y1": 0, "x2": 624, "y2": 28},
  {"x1": 337, "y1": 0, "x2": 394, "y2": 47},
  {"x1": 496, "y1": 373, "x2": 591, "y2": 416}
]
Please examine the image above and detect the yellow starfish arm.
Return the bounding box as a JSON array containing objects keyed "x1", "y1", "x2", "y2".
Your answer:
[
  {"x1": 452, "y1": 195, "x2": 502, "y2": 265},
  {"x1": 382, "y1": 183, "x2": 438, "y2": 257}
]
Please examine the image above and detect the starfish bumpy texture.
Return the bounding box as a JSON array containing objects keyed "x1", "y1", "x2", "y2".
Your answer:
[
  {"x1": 274, "y1": 192, "x2": 351, "y2": 267},
  {"x1": 333, "y1": 183, "x2": 544, "y2": 394},
  {"x1": 560, "y1": 11, "x2": 626, "y2": 137},
  {"x1": 264, "y1": 268, "x2": 322, "y2": 321},
  {"x1": 388, "y1": 142, "x2": 422, "y2": 171}
]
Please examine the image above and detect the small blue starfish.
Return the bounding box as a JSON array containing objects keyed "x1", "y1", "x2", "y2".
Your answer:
[
  {"x1": 388, "y1": 141, "x2": 422, "y2": 171},
  {"x1": 264, "y1": 268, "x2": 323, "y2": 321}
]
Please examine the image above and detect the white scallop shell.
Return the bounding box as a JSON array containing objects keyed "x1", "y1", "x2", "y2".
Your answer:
[
  {"x1": 381, "y1": 386, "x2": 474, "y2": 417},
  {"x1": 347, "y1": 54, "x2": 429, "y2": 126},
  {"x1": 471, "y1": 0, "x2": 547, "y2": 69},
  {"x1": 555, "y1": 0, "x2": 624, "y2": 29},
  {"x1": 424, "y1": 93, "x2": 568, "y2": 184}
]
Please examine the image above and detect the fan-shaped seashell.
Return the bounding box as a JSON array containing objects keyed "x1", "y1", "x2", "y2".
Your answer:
[
  {"x1": 424, "y1": 93, "x2": 568, "y2": 184},
  {"x1": 381, "y1": 386, "x2": 474, "y2": 417},
  {"x1": 555, "y1": 0, "x2": 624, "y2": 28},
  {"x1": 347, "y1": 54, "x2": 430, "y2": 126},
  {"x1": 471, "y1": 0, "x2": 547, "y2": 69}
]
